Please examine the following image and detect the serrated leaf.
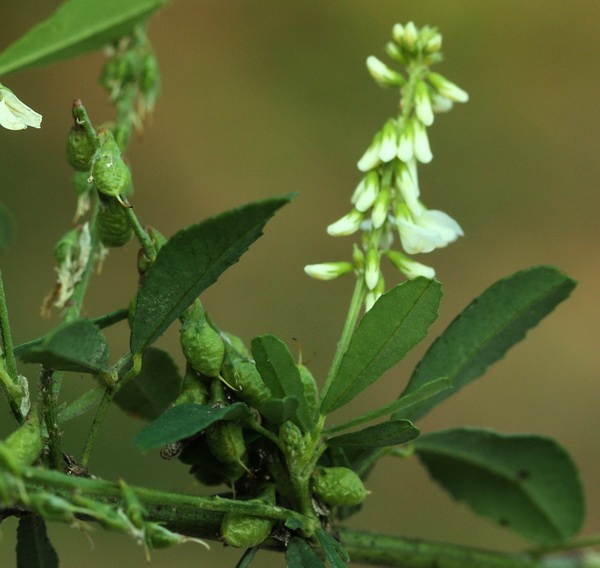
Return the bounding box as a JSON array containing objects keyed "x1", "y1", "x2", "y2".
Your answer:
[
  {"x1": 414, "y1": 428, "x2": 585, "y2": 545},
  {"x1": 258, "y1": 396, "x2": 299, "y2": 426},
  {"x1": 398, "y1": 267, "x2": 577, "y2": 421},
  {"x1": 321, "y1": 278, "x2": 442, "y2": 415},
  {"x1": 324, "y1": 377, "x2": 450, "y2": 435},
  {"x1": 17, "y1": 319, "x2": 109, "y2": 373},
  {"x1": 326, "y1": 419, "x2": 419, "y2": 449},
  {"x1": 130, "y1": 195, "x2": 293, "y2": 354},
  {"x1": 0, "y1": 0, "x2": 166, "y2": 77},
  {"x1": 251, "y1": 334, "x2": 313, "y2": 430},
  {"x1": 315, "y1": 528, "x2": 349, "y2": 567},
  {"x1": 16, "y1": 514, "x2": 59, "y2": 568},
  {"x1": 113, "y1": 348, "x2": 182, "y2": 421},
  {"x1": 286, "y1": 537, "x2": 325, "y2": 568},
  {"x1": 134, "y1": 402, "x2": 251, "y2": 451}
]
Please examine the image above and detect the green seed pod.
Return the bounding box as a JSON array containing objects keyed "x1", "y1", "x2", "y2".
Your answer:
[
  {"x1": 4, "y1": 406, "x2": 42, "y2": 467},
  {"x1": 298, "y1": 364, "x2": 319, "y2": 424},
  {"x1": 54, "y1": 227, "x2": 80, "y2": 265},
  {"x1": 174, "y1": 365, "x2": 210, "y2": 406},
  {"x1": 66, "y1": 123, "x2": 96, "y2": 171},
  {"x1": 220, "y1": 485, "x2": 276, "y2": 548},
  {"x1": 180, "y1": 313, "x2": 225, "y2": 378},
  {"x1": 221, "y1": 343, "x2": 271, "y2": 409},
  {"x1": 311, "y1": 466, "x2": 369, "y2": 507},
  {"x1": 91, "y1": 129, "x2": 131, "y2": 205},
  {"x1": 206, "y1": 420, "x2": 246, "y2": 466},
  {"x1": 140, "y1": 52, "x2": 161, "y2": 113},
  {"x1": 221, "y1": 331, "x2": 251, "y2": 359},
  {"x1": 97, "y1": 194, "x2": 133, "y2": 248}
]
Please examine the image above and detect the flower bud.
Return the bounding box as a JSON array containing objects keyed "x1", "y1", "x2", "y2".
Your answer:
[
  {"x1": 371, "y1": 186, "x2": 390, "y2": 229},
  {"x1": 378, "y1": 119, "x2": 399, "y2": 163},
  {"x1": 392, "y1": 23, "x2": 405, "y2": 43},
  {"x1": 355, "y1": 171, "x2": 380, "y2": 212},
  {"x1": 384, "y1": 41, "x2": 408, "y2": 65},
  {"x1": 415, "y1": 81, "x2": 434, "y2": 126},
  {"x1": 412, "y1": 120, "x2": 433, "y2": 163},
  {"x1": 427, "y1": 72, "x2": 469, "y2": 103},
  {"x1": 396, "y1": 120, "x2": 414, "y2": 162},
  {"x1": 304, "y1": 262, "x2": 353, "y2": 281},
  {"x1": 385, "y1": 250, "x2": 435, "y2": 279},
  {"x1": 357, "y1": 131, "x2": 383, "y2": 172},
  {"x1": 364, "y1": 247, "x2": 380, "y2": 290},
  {"x1": 327, "y1": 209, "x2": 364, "y2": 237},
  {"x1": 425, "y1": 33, "x2": 442, "y2": 53},
  {"x1": 366, "y1": 56, "x2": 405, "y2": 88},
  {"x1": 403, "y1": 22, "x2": 418, "y2": 50}
]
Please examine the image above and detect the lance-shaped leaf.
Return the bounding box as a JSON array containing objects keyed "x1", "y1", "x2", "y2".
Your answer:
[
  {"x1": 316, "y1": 528, "x2": 349, "y2": 568},
  {"x1": 321, "y1": 278, "x2": 442, "y2": 415},
  {"x1": 252, "y1": 334, "x2": 313, "y2": 430},
  {"x1": 58, "y1": 385, "x2": 105, "y2": 423},
  {"x1": 17, "y1": 319, "x2": 109, "y2": 373},
  {"x1": 326, "y1": 419, "x2": 419, "y2": 449},
  {"x1": 0, "y1": 0, "x2": 167, "y2": 77},
  {"x1": 398, "y1": 266, "x2": 577, "y2": 421},
  {"x1": 414, "y1": 428, "x2": 585, "y2": 545},
  {"x1": 113, "y1": 348, "x2": 182, "y2": 421},
  {"x1": 286, "y1": 537, "x2": 325, "y2": 568},
  {"x1": 16, "y1": 514, "x2": 59, "y2": 568},
  {"x1": 134, "y1": 402, "x2": 251, "y2": 451},
  {"x1": 130, "y1": 195, "x2": 293, "y2": 354}
]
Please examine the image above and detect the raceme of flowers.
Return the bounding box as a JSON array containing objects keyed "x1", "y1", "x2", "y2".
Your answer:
[
  {"x1": 305, "y1": 22, "x2": 468, "y2": 310},
  {"x1": 0, "y1": 83, "x2": 42, "y2": 130}
]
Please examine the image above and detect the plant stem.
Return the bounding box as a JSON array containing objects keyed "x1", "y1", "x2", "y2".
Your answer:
[
  {"x1": 81, "y1": 387, "x2": 114, "y2": 467},
  {"x1": 40, "y1": 368, "x2": 63, "y2": 470},
  {"x1": 529, "y1": 534, "x2": 600, "y2": 555},
  {"x1": 124, "y1": 205, "x2": 156, "y2": 260},
  {"x1": 320, "y1": 277, "x2": 367, "y2": 403}
]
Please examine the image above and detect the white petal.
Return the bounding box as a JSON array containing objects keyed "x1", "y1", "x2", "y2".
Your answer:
[
  {"x1": 355, "y1": 171, "x2": 379, "y2": 212},
  {"x1": 304, "y1": 262, "x2": 353, "y2": 280},
  {"x1": 327, "y1": 209, "x2": 364, "y2": 236},
  {"x1": 412, "y1": 121, "x2": 433, "y2": 163},
  {"x1": 418, "y1": 209, "x2": 464, "y2": 243}
]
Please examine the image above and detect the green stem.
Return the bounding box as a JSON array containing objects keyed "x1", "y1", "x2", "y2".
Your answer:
[
  {"x1": 320, "y1": 277, "x2": 367, "y2": 404},
  {"x1": 124, "y1": 206, "x2": 156, "y2": 261},
  {"x1": 81, "y1": 387, "x2": 114, "y2": 467},
  {"x1": 0, "y1": 268, "x2": 24, "y2": 423},
  {"x1": 529, "y1": 534, "x2": 600, "y2": 556},
  {"x1": 40, "y1": 368, "x2": 63, "y2": 470},
  {"x1": 72, "y1": 99, "x2": 99, "y2": 146}
]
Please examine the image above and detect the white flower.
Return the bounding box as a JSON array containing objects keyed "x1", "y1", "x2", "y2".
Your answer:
[
  {"x1": 366, "y1": 56, "x2": 404, "y2": 88},
  {"x1": 397, "y1": 121, "x2": 414, "y2": 162},
  {"x1": 304, "y1": 262, "x2": 353, "y2": 281},
  {"x1": 364, "y1": 247, "x2": 380, "y2": 290},
  {"x1": 371, "y1": 186, "x2": 390, "y2": 229},
  {"x1": 415, "y1": 81, "x2": 434, "y2": 127},
  {"x1": 355, "y1": 171, "x2": 379, "y2": 212},
  {"x1": 395, "y1": 160, "x2": 421, "y2": 214},
  {"x1": 378, "y1": 119, "x2": 399, "y2": 162},
  {"x1": 327, "y1": 208, "x2": 364, "y2": 236},
  {"x1": 357, "y1": 131, "x2": 383, "y2": 172},
  {"x1": 395, "y1": 203, "x2": 462, "y2": 254},
  {"x1": 412, "y1": 120, "x2": 433, "y2": 163},
  {"x1": 427, "y1": 72, "x2": 469, "y2": 103},
  {"x1": 430, "y1": 93, "x2": 454, "y2": 113},
  {"x1": 0, "y1": 84, "x2": 42, "y2": 130},
  {"x1": 403, "y1": 22, "x2": 418, "y2": 49},
  {"x1": 385, "y1": 250, "x2": 436, "y2": 279}
]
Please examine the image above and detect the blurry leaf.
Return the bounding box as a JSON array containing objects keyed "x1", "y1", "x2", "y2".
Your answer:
[
  {"x1": 321, "y1": 278, "x2": 442, "y2": 414},
  {"x1": 58, "y1": 385, "x2": 105, "y2": 423},
  {"x1": 258, "y1": 396, "x2": 299, "y2": 426},
  {"x1": 251, "y1": 334, "x2": 313, "y2": 430},
  {"x1": 0, "y1": 0, "x2": 167, "y2": 77},
  {"x1": 0, "y1": 202, "x2": 15, "y2": 252},
  {"x1": 398, "y1": 267, "x2": 577, "y2": 421},
  {"x1": 326, "y1": 419, "x2": 419, "y2": 449},
  {"x1": 316, "y1": 528, "x2": 349, "y2": 567},
  {"x1": 17, "y1": 319, "x2": 109, "y2": 373},
  {"x1": 134, "y1": 402, "x2": 251, "y2": 451},
  {"x1": 324, "y1": 377, "x2": 450, "y2": 435},
  {"x1": 130, "y1": 195, "x2": 294, "y2": 354},
  {"x1": 113, "y1": 348, "x2": 181, "y2": 421},
  {"x1": 16, "y1": 514, "x2": 59, "y2": 568},
  {"x1": 286, "y1": 537, "x2": 325, "y2": 568},
  {"x1": 414, "y1": 428, "x2": 585, "y2": 545}
]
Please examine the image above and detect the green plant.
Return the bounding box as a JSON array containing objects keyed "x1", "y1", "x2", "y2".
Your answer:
[{"x1": 0, "y1": 2, "x2": 598, "y2": 567}]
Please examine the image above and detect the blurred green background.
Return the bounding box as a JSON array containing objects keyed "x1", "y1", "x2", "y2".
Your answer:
[{"x1": 1, "y1": 1, "x2": 599, "y2": 566}]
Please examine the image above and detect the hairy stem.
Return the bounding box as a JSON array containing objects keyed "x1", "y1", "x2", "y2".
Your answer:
[{"x1": 40, "y1": 368, "x2": 63, "y2": 470}]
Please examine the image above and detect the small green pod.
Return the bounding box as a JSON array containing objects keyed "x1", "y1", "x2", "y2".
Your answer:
[
  {"x1": 180, "y1": 314, "x2": 225, "y2": 378},
  {"x1": 4, "y1": 406, "x2": 42, "y2": 467},
  {"x1": 311, "y1": 466, "x2": 369, "y2": 507},
  {"x1": 97, "y1": 195, "x2": 133, "y2": 248},
  {"x1": 206, "y1": 420, "x2": 246, "y2": 466},
  {"x1": 174, "y1": 365, "x2": 210, "y2": 406},
  {"x1": 298, "y1": 364, "x2": 319, "y2": 424},
  {"x1": 221, "y1": 331, "x2": 251, "y2": 359},
  {"x1": 221, "y1": 513, "x2": 274, "y2": 548},
  {"x1": 91, "y1": 129, "x2": 131, "y2": 204},
  {"x1": 66, "y1": 123, "x2": 96, "y2": 171},
  {"x1": 221, "y1": 344, "x2": 271, "y2": 409}
]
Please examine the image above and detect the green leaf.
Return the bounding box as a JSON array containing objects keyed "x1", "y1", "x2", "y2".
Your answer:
[
  {"x1": 17, "y1": 319, "x2": 109, "y2": 373},
  {"x1": 16, "y1": 514, "x2": 59, "y2": 568},
  {"x1": 251, "y1": 334, "x2": 313, "y2": 430},
  {"x1": 315, "y1": 528, "x2": 349, "y2": 567},
  {"x1": 321, "y1": 278, "x2": 442, "y2": 415},
  {"x1": 414, "y1": 427, "x2": 585, "y2": 545},
  {"x1": 399, "y1": 266, "x2": 577, "y2": 421},
  {"x1": 113, "y1": 348, "x2": 182, "y2": 421},
  {"x1": 324, "y1": 377, "x2": 450, "y2": 435},
  {"x1": 326, "y1": 419, "x2": 419, "y2": 449},
  {"x1": 130, "y1": 195, "x2": 294, "y2": 354},
  {"x1": 58, "y1": 384, "x2": 105, "y2": 423},
  {"x1": 258, "y1": 396, "x2": 299, "y2": 426},
  {"x1": 0, "y1": 0, "x2": 167, "y2": 77},
  {"x1": 286, "y1": 537, "x2": 326, "y2": 568},
  {"x1": 134, "y1": 402, "x2": 251, "y2": 451}
]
